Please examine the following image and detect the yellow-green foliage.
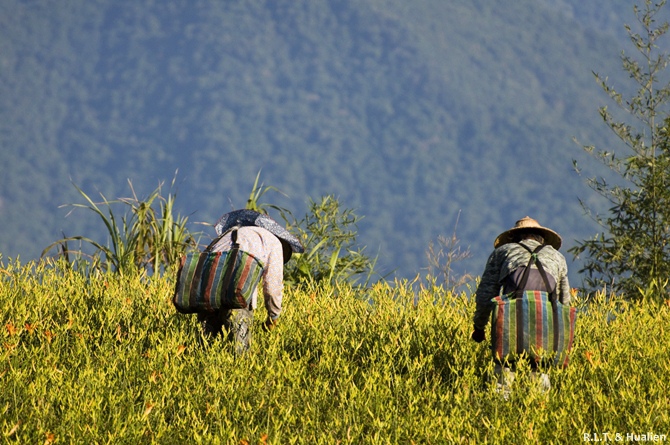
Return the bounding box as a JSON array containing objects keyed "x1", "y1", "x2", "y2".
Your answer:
[{"x1": 1, "y1": 260, "x2": 669, "y2": 444}]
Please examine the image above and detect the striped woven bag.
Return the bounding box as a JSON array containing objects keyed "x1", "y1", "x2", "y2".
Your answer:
[
  {"x1": 491, "y1": 290, "x2": 576, "y2": 367},
  {"x1": 173, "y1": 229, "x2": 265, "y2": 313},
  {"x1": 489, "y1": 244, "x2": 577, "y2": 368}
]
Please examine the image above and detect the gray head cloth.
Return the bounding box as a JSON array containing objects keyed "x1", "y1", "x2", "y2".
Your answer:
[{"x1": 214, "y1": 209, "x2": 305, "y2": 263}]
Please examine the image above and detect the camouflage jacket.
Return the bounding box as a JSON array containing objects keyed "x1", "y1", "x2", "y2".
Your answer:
[{"x1": 473, "y1": 239, "x2": 571, "y2": 330}]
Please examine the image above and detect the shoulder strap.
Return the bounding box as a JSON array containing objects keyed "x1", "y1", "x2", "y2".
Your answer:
[
  {"x1": 204, "y1": 226, "x2": 238, "y2": 252},
  {"x1": 515, "y1": 243, "x2": 557, "y2": 302},
  {"x1": 203, "y1": 227, "x2": 241, "y2": 300},
  {"x1": 220, "y1": 228, "x2": 240, "y2": 295}
]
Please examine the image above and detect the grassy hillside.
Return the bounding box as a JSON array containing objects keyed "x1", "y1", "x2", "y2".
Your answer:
[
  {"x1": 1, "y1": 259, "x2": 669, "y2": 443},
  {"x1": 0, "y1": 0, "x2": 650, "y2": 284}
]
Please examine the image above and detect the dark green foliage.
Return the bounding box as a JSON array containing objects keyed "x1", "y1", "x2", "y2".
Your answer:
[
  {"x1": 0, "y1": 0, "x2": 636, "y2": 282},
  {"x1": 571, "y1": 0, "x2": 670, "y2": 300}
]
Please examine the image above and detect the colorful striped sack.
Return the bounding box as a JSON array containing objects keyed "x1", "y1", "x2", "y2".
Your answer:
[
  {"x1": 489, "y1": 243, "x2": 577, "y2": 368},
  {"x1": 172, "y1": 229, "x2": 265, "y2": 313},
  {"x1": 490, "y1": 290, "x2": 576, "y2": 367}
]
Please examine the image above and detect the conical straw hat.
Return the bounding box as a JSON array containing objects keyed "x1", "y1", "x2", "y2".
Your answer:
[{"x1": 494, "y1": 216, "x2": 562, "y2": 250}]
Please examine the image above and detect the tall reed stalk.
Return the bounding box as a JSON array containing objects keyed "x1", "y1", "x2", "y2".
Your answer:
[{"x1": 42, "y1": 174, "x2": 197, "y2": 275}]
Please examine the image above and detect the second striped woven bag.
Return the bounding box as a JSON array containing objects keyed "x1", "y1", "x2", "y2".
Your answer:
[
  {"x1": 489, "y1": 243, "x2": 577, "y2": 368},
  {"x1": 490, "y1": 290, "x2": 576, "y2": 367}
]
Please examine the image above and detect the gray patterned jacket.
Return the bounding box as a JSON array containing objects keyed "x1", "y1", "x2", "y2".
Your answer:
[{"x1": 473, "y1": 239, "x2": 571, "y2": 330}]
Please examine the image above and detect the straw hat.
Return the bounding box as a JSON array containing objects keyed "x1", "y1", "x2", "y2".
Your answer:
[
  {"x1": 214, "y1": 209, "x2": 305, "y2": 263},
  {"x1": 494, "y1": 216, "x2": 562, "y2": 250}
]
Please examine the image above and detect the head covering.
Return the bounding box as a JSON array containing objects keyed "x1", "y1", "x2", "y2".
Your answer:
[
  {"x1": 494, "y1": 216, "x2": 562, "y2": 250},
  {"x1": 214, "y1": 209, "x2": 304, "y2": 263}
]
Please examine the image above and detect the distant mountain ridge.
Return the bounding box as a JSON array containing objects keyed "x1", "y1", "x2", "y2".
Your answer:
[{"x1": 1, "y1": 0, "x2": 649, "y2": 285}]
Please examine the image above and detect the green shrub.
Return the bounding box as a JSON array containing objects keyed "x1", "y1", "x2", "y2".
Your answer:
[
  {"x1": 245, "y1": 171, "x2": 383, "y2": 286},
  {"x1": 281, "y1": 195, "x2": 382, "y2": 287}
]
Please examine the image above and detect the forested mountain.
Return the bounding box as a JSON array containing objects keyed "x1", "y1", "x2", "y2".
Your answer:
[{"x1": 1, "y1": 0, "x2": 651, "y2": 284}]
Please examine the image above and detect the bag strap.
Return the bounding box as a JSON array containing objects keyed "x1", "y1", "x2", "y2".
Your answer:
[
  {"x1": 203, "y1": 227, "x2": 241, "y2": 300},
  {"x1": 204, "y1": 226, "x2": 237, "y2": 252},
  {"x1": 220, "y1": 228, "x2": 240, "y2": 296},
  {"x1": 515, "y1": 243, "x2": 557, "y2": 302}
]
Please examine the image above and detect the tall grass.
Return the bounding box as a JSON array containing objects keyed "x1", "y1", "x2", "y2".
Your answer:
[
  {"x1": 1, "y1": 259, "x2": 669, "y2": 443},
  {"x1": 41, "y1": 176, "x2": 197, "y2": 276}
]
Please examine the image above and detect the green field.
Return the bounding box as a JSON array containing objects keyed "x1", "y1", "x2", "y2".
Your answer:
[{"x1": 1, "y1": 259, "x2": 669, "y2": 444}]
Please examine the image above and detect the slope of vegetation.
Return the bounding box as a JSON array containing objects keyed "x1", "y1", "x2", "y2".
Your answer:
[{"x1": 1, "y1": 259, "x2": 668, "y2": 443}]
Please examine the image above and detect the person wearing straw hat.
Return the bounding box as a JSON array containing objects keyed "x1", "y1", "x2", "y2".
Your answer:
[
  {"x1": 197, "y1": 209, "x2": 304, "y2": 354},
  {"x1": 470, "y1": 217, "x2": 571, "y2": 393}
]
